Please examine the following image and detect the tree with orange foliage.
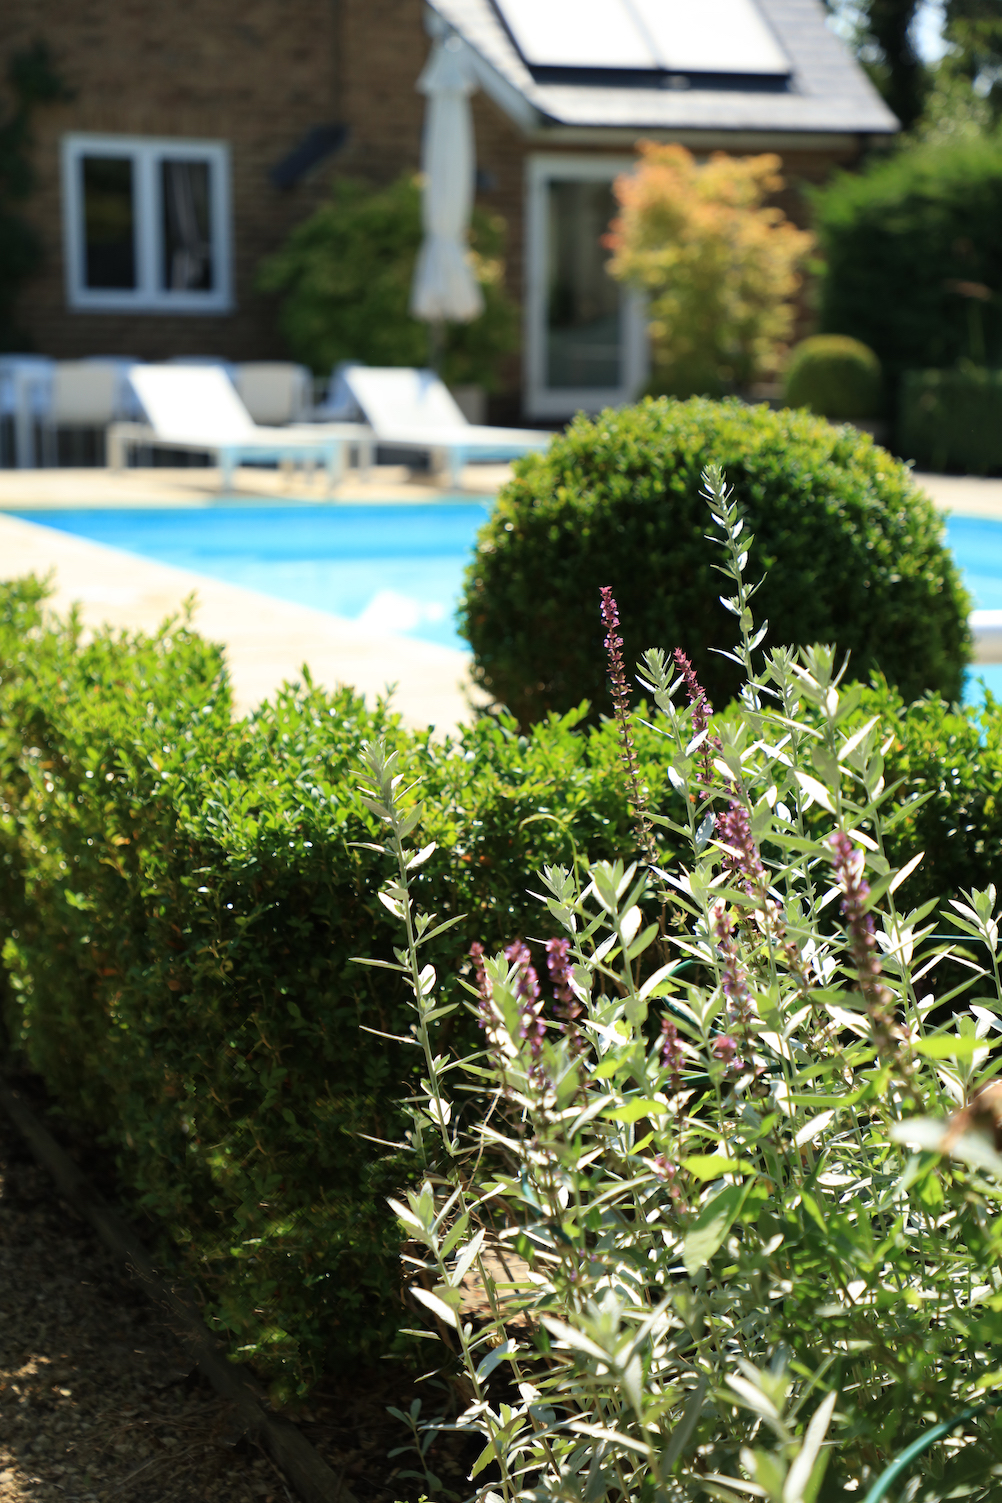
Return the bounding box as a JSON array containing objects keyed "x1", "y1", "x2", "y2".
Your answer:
[{"x1": 605, "y1": 143, "x2": 814, "y2": 398}]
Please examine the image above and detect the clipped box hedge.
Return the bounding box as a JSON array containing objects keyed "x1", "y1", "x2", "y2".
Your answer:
[
  {"x1": 0, "y1": 581, "x2": 666, "y2": 1397},
  {"x1": 460, "y1": 397, "x2": 971, "y2": 725},
  {"x1": 899, "y1": 365, "x2": 1002, "y2": 476},
  {"x1": 3, "y1": 578, "x2": 1002, "y2": 1400},
  {"x1": 814, "y1": 134, "x2": 1002, "y2": 380}
]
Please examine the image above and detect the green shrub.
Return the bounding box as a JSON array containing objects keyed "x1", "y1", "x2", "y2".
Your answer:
[
  {"x1": 0, "y1": 581, "x2": 996, "y2": 1404},
  {"x1": 0, "y1": 43, "x2": 71, "y2": 349},
  {"x1": 379, "y1": 470, "x2": 1002, "y2": 1501},
  {"x1": 782, "y1": 333, "x2": 883, "y2": 419},
  {"x1": 0, "y1": 587, "x2": 669, "y2": 1396},
  {"x1": 0, "y1": 581, "x2": 232, "y2": 1064},
  {"x1": 813, "y1": 136, "x2": 1002, "y2": 381},
  {"x1": 899, "y1": 363, "x2": 1002, "y2": 474},
  {"x1": 257, "y1": 174, "x2": 518, "y2": 390},
  {"x1": 460, "y1": 396, "x2": 971, "y2": 724}
]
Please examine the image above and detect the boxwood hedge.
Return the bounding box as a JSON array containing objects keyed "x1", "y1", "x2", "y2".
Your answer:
[
  {"x1": 459, "y1": 397, "x2": 970, "y2": 726},
  {"x1": 0, "y1": 581, "x2": 666, "y2": 1397},
  {"x1": 1, "y1": 578, "x2": 999, "y2": 1400}
]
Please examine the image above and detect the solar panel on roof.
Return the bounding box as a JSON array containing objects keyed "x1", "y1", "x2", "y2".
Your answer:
[
  {"x1": 631, "y1": 0, "x2": 789, "y2": 75},
  {"x1": 494, "y1": 0, "x2": 789, "y2": 76},
  {"x1": 497, "y1": 0, "x2": 653, "y2": 69}
]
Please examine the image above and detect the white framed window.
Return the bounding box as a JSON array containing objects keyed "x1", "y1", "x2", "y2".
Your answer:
[
  {"x1": 525, "y1": 154, "x2": 648, "y2": 420},
  {"x1": 61, "y1": 134, "x2": 233, "y2": 314}
]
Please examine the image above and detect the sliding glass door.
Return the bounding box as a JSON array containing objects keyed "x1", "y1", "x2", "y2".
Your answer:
[{"x1": 525, "y1": 155, "x2": 647, "y2": 419}]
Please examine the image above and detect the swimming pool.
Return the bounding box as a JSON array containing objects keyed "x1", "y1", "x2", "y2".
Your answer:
[
  {"x1": 12, "y1": 502, "x2": 490, "y2": 651},
  {"x1": 9, "y1": 504, "x2": 1002, "y2": 698}
]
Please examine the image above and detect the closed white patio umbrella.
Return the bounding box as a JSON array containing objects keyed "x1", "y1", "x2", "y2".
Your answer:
[{"x1": 410, "y1": 34, "x2": 484, "y2": 332}]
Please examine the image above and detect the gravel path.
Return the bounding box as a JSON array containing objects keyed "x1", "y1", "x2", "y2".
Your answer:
[
  {"x1": 0, "y1": 1105, "x2": 292, "y2": 1503},
  {"x1": 0, "y1": 1093, "x2": 481, "y2": 1503}
]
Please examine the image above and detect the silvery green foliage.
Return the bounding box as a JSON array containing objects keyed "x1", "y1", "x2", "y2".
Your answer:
[{"x1": 359, "y1": 468, "x2": 1002, "y2": 1503}]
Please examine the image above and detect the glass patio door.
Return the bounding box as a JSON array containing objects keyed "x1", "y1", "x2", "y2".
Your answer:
[{"x1": 526, "y1": 156, "x2": 647, "y2": 419}]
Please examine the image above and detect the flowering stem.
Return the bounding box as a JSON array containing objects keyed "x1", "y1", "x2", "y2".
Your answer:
[{"x1": 600, "y1": 586, "x2": 658, "y2": 867}]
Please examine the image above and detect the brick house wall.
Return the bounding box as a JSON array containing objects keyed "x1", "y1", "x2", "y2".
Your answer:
[
  {"x1": 2, "y1": 0, "x2": 869, "y2": 409},
  {"x1": 3, "y1": 0, "x2": 342, "y2": 361}
]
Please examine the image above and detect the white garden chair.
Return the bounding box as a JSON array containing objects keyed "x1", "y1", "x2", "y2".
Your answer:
[
  {"x1": 108, "y1": 364, "x2": 371, "y2": 491},
  {"x1": 325, "y1": 365, "x2": 553, "y2": 488}
]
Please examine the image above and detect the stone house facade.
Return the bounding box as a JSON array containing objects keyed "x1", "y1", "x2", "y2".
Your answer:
[{"x1": 2, "y1": 0, "x2": 896, "y2": 418}]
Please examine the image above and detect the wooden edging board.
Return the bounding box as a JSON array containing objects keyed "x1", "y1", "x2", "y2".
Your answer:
[{"x1": 0, "y1": 1077, "x2": 356, "y2": 1503}]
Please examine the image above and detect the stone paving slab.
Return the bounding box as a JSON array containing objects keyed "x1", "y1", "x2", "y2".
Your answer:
[
  {"x1": 0, "y1": 462, "x2": 512, "y2": 509},
  {"x1": 0, "y1": 465, "x2": 999, "y2": 733},
  {"x1": 0, "y1": 508, "x2": 482, "y2": 731},
  {"x1": 913, "y1": 472, "x2": 1002, "y2": 520}
]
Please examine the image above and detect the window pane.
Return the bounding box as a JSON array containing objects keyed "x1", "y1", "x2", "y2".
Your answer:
[
  {"x1": 545, "y1": 180, "x2": 621, "y2": 390},
  {"x1": 82, "y1": 156, "x2": 136, "y2": 289},
  {"x1": 161, "y1": 159, "x2": 214, "y2": 292}
]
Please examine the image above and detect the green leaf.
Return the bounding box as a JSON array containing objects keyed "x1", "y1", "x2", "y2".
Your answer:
[
  {"x1": 682, "y1": 1154, "x2": 753, "y2": 1180},
  {"x1": 604, "y1": 1098, "x2": 668, "y2": 1123},
  {"x1": 591, "y1": 1055, "x2": 626, "y2": 1081},
  {"x1": 659, "y1": 1375, "x2": 707, "y2": 1479},
  {"x1": 409, "y1": 1285, "x2": 458, "y2": 1328},
  {"x1": 683, "y1": 1183, "x2": 747, "y2": 1276},
  {"x1": 914, "y1": 1034, "x2": 989, "y2": 1060}
]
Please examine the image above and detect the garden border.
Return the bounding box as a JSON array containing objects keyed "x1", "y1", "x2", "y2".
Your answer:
[{"x1": 0, "y1": 1077, "x2": 355, "y2": 1503}]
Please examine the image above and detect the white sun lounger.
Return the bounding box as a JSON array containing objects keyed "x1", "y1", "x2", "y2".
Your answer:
[
  {"x1": 331, "y1": 365, "x2": 553, "y2": 488},
  {"x1": 108, "y1": 365, "x2": 372, "y2": 492}
]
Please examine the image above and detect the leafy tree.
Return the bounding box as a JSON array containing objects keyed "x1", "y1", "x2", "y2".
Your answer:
[
  {"x1": 866, "y1": 0, "x2": 929, "y2": 127},
  {"x1": 0, "y1": 41, "x2": 70, "y2": 350},
  {"x1": 604, "y1": 143, "x2": 813, "y2": 398},
  {"x1": 257, "y1": 173, "x2": 518, "y2": 390},
  {"x1": 826, "y1": 0, "x2": 929, "y2": 128},
  {"x1": 813, "y1": 133, "x2": 1002, "y2": 379},
  {"x1": 943, "y1": 0, "x2": 1002, "y2": 119}
]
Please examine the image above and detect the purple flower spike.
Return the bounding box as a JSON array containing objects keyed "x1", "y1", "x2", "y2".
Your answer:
[
  {"x1": 711, "y1": 900, "x2": 752, "y2": 1019},
  {"x1": 673, "y1": 649, "x2": 720, "y2": 792},
  {"x1": 600, "y1": 587, "x2": 657, "y2": 864},
  {"x1": 506, "y1": 939, "x2": 546, "y2": 1064},
  {"x1": 716, "y1": 799, "x2": 766, "y2": 895},
  {"x1": 470, "y1": 940, "x2": 492, "y2": 1031},
  {"x1": 828, "y1": 830, "x2": 907, "y2": 1074},
  {"x1": 660, "y1": 1018, "x2": 684, "y2": 1092},
  {"x1": 546, "y1": 937, "x2": 574, "y2": 1004},
  {"x1": 712, "y1": 1034, "x2": 738, "y2": 1065}
]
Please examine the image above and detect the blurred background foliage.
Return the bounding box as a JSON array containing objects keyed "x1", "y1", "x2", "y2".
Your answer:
[{"x1": 257, "y1": 173, "x2": 518, "y2": 392}]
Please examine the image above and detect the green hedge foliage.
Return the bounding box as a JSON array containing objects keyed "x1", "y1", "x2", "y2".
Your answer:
[
  {"x1": 814, "y1": 136, "x2": 1002, "y2": 380},
  {"x1": 2, "y1": 579, "x2": 998, "y2": 1401},
  {"x1": 0, "y1": 582, "x2": 663, "y2": 1398},
  {"x1": 899, "y1": 364, "x2": 1002, "y2": 475},
  {"x1": 782, "y1": 334, "x2": 883, "y2": 420},
  {"x1": 459, "y1": 396, "x2": 971, "y2": 725},
  {"x1": 256, "y1": 174, "x2": 518, "y2": 391}
]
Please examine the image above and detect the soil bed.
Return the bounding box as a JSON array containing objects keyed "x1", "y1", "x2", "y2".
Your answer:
[{"x1": 0, "y1": 1082, "x2": 472, "y2": 1503}]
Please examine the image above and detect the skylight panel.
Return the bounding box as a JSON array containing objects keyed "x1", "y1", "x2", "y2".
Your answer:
[
  {"x1": 494, "y1": 0, "x2": 790, "y2": 76},
  {"x1": 631, "y1": 0, "x2": 789, "y2": 75},
  {"x1": 496, "y1": 0, "x2": 653, "y2": 69}
]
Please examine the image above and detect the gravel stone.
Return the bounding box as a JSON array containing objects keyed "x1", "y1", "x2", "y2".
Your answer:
[
  {"x1": 0, "y1": 1106, "x2": 293, "y2": 1502},
  {"x1": 0, "y1": 1092, "x2": 483, "y2": 1503}
]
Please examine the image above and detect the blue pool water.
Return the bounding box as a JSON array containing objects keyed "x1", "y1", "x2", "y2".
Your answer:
[
  {"x1": 9, "y1": 505, "x2": 1002, "y2": 699},
  {"x1": 12, "y1": 502, "x2": 490, "y2": 651},
  {"x1": 943, "y1": 516, "x2": 1002, "y2": 703},
  {"x1": 947, "y1": 516, "x2": 1002, "y2": 612}
]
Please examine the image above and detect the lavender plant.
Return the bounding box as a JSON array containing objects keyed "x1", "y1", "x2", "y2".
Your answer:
[{"x1": 360, "y1": 466, "x2": 1002, "y2": 1502}]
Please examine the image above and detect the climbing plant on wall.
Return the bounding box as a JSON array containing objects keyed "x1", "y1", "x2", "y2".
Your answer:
[{"x1": 0, "y1": 41, "x2": 70, "y2": 350}]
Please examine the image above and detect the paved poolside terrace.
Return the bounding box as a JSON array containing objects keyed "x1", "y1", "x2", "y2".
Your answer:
[{"x1": 0, "y1": 464, "x2": 1000, "y2": 732}]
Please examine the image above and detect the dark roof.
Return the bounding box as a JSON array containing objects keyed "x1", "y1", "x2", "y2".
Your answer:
[{"x1": 428, "y1": 0, "x2": 899, "y2": 138}]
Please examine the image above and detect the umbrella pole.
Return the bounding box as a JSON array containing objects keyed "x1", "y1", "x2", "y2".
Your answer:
[{"x1": 428, "y1": 318, "x2": 445, "y2": 374}]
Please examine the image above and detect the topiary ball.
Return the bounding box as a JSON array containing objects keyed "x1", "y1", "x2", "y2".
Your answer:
[
  {"x1": 459, "y1": 397, "x2": 971, "y2": 725},
  {"x1": 784, "y1": 334, "x2": 883, "y2": 420}
]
